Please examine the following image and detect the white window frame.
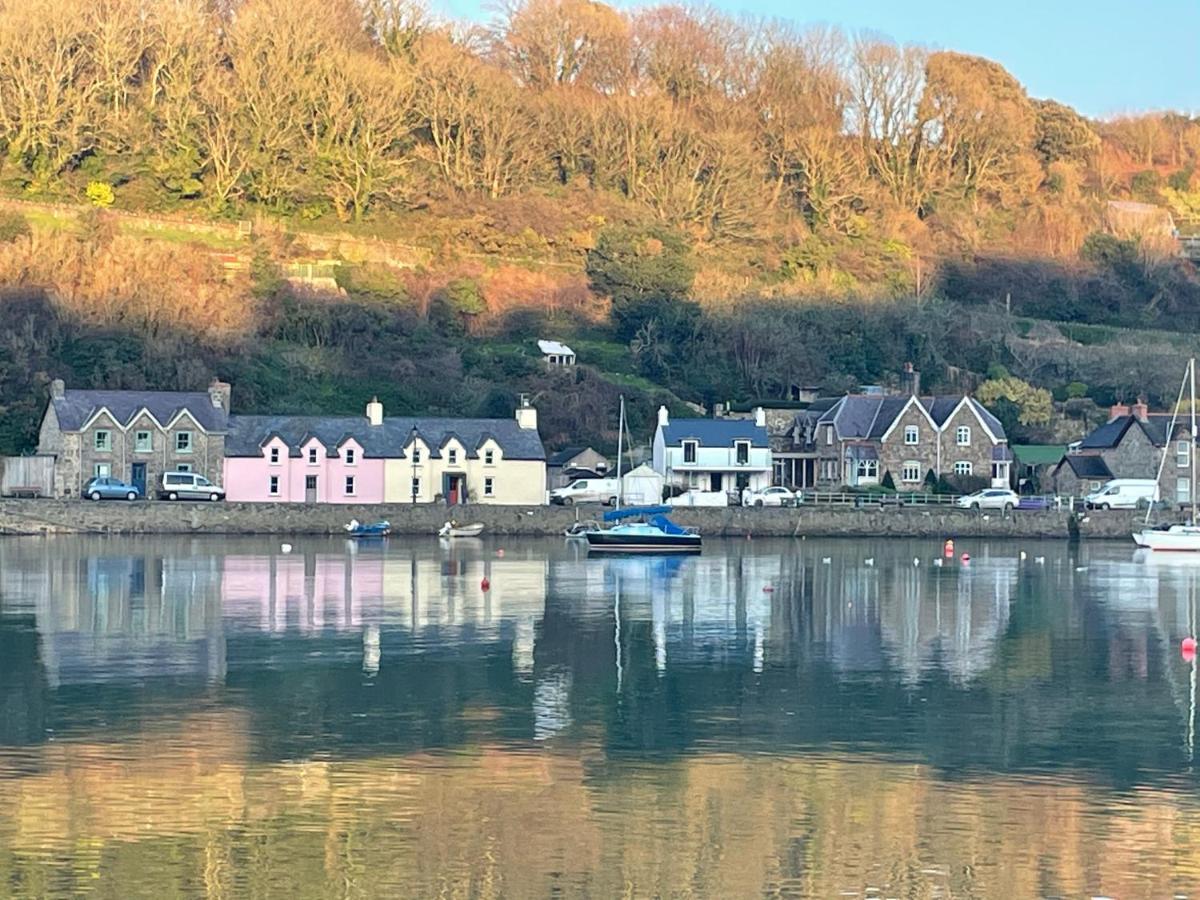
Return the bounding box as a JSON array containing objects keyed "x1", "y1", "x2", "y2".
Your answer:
[
  {"x1": 93, "y1": 463, "x2": 110, "y2": 478},
  {"x1": 269, "y1": 446, "x2": 280, "y2": 465},
  {"x1": 825, "y1": 426, "x2": 834, "y2": 445},
  {"x1": 954, "y1": 461, "x2": 973, "y2": 476},
  {"x1": 734, "y1": 440, "x2": 751, "y2": 466},
  {"x1": 412, "y1": 447, "x2": 422, "y2": 464},
  {"x1": 1179, "y1": 477, "x2": 1192, "y2": 505},
  {"x1": 94, "y1": 430, "x2": 112, "y2": 452},
  {"x1": 134, "y1": 430, "x2": 152, "y2": 453},
  {"x1": 1177, "y1": 440, "x2": 1191, "y2": 469},
  {"x1": 855, "y1": 459, "x2": 879, "y2": 480},
  {"x1": 345, "y1": 447, "x2": 356, "y2": 466},
  {"x1": 956, "y1": 426, "x2": 971, "y2": 446},
  {"x1": 904, "y1": 425, "x2": 919, "y2": 445},
  {"x1": 175, "y1": 431, "x2": 193, "y2": 454},
  {"x1": 307, "y1": 446, "x2": 319, "y2": 465},
  {"x1": 484, "y1": 449, "x2": 495, "y2": 466},
  {"x1": 345, "y1": 475, "x2": 355, "y2": 495},
  {"x1": 448, "y1": 448, "x2": 459, "y2": 465},
  {"x1": 484, "y1": 476, "x2": 495, "y2": 497},
  {"x1": 269, "y1": 475, "x2": 280, "y2": 496},
  {"x1": 682, "y1": 440, "x2": 698, "y2": 464},
  {"x1": 901, "y1": 461, "x2": 921, "y2": 483}
]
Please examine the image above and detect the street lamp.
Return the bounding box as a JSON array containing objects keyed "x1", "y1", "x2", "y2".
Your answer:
[{"x1": 409, "y1": 426, "x2": 419, "y2": 505}]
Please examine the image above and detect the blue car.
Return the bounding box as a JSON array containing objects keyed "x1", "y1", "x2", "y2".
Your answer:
[{"x1": 82, "y1": 476, "x2": 142, "y2": 501}]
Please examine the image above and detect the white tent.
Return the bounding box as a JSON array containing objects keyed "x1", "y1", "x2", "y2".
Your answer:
[{"x1": 621, "y1": 464, "x2": 664, "y2": 506}]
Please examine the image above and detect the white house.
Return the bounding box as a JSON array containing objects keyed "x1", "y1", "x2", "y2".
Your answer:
[
  {"x1": 538, "y1": 340, "x2": 576, "y2": 367},
  {"x1": 652, "y1": 406, "x2": 773, "y2": 498}
]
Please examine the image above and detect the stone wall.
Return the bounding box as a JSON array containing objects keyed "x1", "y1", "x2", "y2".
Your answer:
[{"x1": 0, "y1": 499, "x2": 1165, "y2": 540}]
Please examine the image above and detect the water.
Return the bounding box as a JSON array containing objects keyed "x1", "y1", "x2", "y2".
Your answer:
[{"x1": 1, "y1": 535, "x2": 1199, "y2": 898}]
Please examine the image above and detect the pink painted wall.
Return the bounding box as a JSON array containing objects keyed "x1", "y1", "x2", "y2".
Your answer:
[{"x1": 223, "y1": 436, "x2": 386, "y2": 503}]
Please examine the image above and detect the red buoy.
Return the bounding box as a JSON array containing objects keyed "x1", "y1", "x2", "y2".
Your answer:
[
  {"x1": 944, "y1": 539, "x2": 955, "y2": 558},
  {"x1": 960, "y1": 552, "x2": 970, "y2": 563},
  {"x1": 480, "y1": 577, "x2": 490, "y2": 592},
  {"x1": 1183, "y1": 637, "x2": 1197, "y2": 661}
]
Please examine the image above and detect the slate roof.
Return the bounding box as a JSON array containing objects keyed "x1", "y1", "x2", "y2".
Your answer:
[
  {"x1": 547, "y1": 447, "x2": 589, "y2": 467},
  {"x1": 53, "y1": 389, "x2": 229, "y2": 432},
  {"x1": 661, "y1": 418, "x2": 770, "y2": 447},
  {"x1": 225, "y1": 415, "x2": 546, "y2": 460},
  {"x1": 1078, "y1": 414, "x2": 1181, "y2": 450},
  {"x1": 1058, "y1": 454, "x2": 1113, "y2": 479},
  {"x1": 816, "y1": 394, "x2": 1006, "y2": 442}
]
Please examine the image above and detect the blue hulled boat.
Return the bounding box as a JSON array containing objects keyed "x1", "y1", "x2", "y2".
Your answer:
[
  {"x1": 584, "y1": 506, "x2": 701, "y2": 554},
  {"x1": 345, "y1": 519, "x2": 391, "y2": 537}
]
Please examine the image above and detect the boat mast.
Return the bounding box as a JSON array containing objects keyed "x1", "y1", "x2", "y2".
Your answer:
[
  {"x1": 616, "y1": 395, "x2": 625, "y2": 511},
  {"x1": 1147, "y1": 364, "x2": 1190, "y2": 527},
  {"x1": 1192, "y1": 357, "x2": 1197, "y2": 524}
]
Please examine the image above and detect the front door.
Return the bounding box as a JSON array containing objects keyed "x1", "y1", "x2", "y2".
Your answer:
[
  {"x1": 131, "y1": 463, "x2": 146, "y2": 495},
  {"x1": 305, "y1": 475, "x2": 317, "y2": 503},
  {"x1": 709, "y1": 473, "x2": 722, "y2": 493},
  {"x1": 443, "y1": 473, "x2": 466, "y2": 505}
]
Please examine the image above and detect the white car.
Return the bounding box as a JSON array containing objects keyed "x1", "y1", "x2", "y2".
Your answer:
[
  {"x1": 742, "y1": 486, "x2": 799, "y2": 508},
  {"x1": 956, "y1": 488, "x2": 1019, "y2": 511}
]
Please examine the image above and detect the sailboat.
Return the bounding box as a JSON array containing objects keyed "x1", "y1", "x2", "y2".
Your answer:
[
  {"x1": 1134, "y1": 358, "x2": 1200, "y2": 551},
  {"x1": 584, "y1": 395, "x2": 702, "y2": 555}
]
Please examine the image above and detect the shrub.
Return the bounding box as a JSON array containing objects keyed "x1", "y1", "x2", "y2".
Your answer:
[
  {"x1": 0, "y1": 210, "x2": 30, "y2": 242},
  {"x1": 86, "y1": 181, "x2": 115, "y2": 208}
]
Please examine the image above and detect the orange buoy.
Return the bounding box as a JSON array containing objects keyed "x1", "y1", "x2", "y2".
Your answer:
[
  {"x1": 944, "y1": 539, "x2": 955, "y2": 558},
  {"x1": 1184, "y1": 637, "x2": 1197, "y2": 661},
  {"x1": 496, "y1": 549, "x2": 505, "y2": 558},
  {"x1": 480, "y1": 577, "x2": 490, "y2": 592}
]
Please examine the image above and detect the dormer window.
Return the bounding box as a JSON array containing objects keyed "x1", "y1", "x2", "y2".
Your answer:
[
  {"x1": 412, "y1": 447, "x2": 422, "y2": 463},
  {"x1": 269, "y1": 446, "x2": 280, "y2": 465},
  {"x1": 484, "y1": 448, "x2": 495, "y2": 466},
  {"x1": 735, "y1": 440, "x2": 750, "y2": 466},
  {"x1": 308, "y1": 446, "x2": 318, "y2": 465},
  {"x1": 345, "y1": 447, "x2": 356, "y2": 465},
  {"x1": 682, "y1": 440, "x2": 698, "y2": 464},
  {"x1": 825, "y1": 425, "x2": 834, "y2": 445},
  {"x1": 448, "y1": 448, "x2": 458, "y2": 465}
]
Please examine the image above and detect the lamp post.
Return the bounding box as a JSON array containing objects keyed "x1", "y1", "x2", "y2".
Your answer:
[{"x1": 410, "y1": 426, "x2": 418, "y2": 505}]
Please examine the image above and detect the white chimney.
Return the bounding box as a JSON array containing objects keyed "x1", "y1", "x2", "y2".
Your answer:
[
  {"x1": 515, "y1": 394, "x2": 538, "y2": 430},
  {"x1": 754, "y1": 406, "x2": 766, "y2": 428},
  {"x1": 366, "y1": 396, "x2": 384, "y2": 426},
  {"x1": 657, "y1": 405, "x2": 670, "y2": 428}
]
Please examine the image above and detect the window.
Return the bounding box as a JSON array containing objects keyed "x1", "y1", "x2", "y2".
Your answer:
[
  {"x1": 956, "y1": 426, "x2": 971, "y2": 446},
  {"x1": 448, "y1": 448, "x2": 458, "y2": 465},
  {"x1": 682, "y1": 440, "x2": 697, "y2": 464},
  {"x1": 484, "y1": 476, "x2": 495, "y2": 497},
  {"x1": 1179, "y1": 478, "x2": 1192, "y2": 505},
  {"x1": 954, "y1": 461, "x2": 973, "y2": 476},
  {"x1": 269, "y1": 446, "x2": 280, "y2": 465},
  {"x1": 175, "y1": 431, "x2": 193, "y2": 454},
  {"x1": 902, "y1": 461, "x2": 922, "y2": 483},
  {"x1": 412, "y1": 447, "x2": 422, "y2": 463},
  {"x1": 269, "y1": 475, "x2": 279, "y2": 496},
  {"x1": 176, "y1": 463, "x2": 192, "y2": 473},
  {"x1": 735, "y1": 440, "x2": 750, "y2": 466},
  {"x1": 825, "y1": 426, "x2": 834, "y2": 445},
  {"x1": 93, "y1": 463, "x2": 110, "y2": 478},
  {"x1": 345, "y1": 475, "x2": 356, "y2": 495},
  {"x1": 904, "y1": 425, "x2": 919, "y2": 445},
  {"x1": 484, "y1": 449, "x2": 495, "y2": 466},
  {"x1": 94, "y1": 430, "x2": 111, "y2": 452},
  {"x1": 856, "y1": 459, "x2": 879, "y2": 480},
  {"x1": 308, "y1": 446, "x2": 318, "y2": 465},
  {"x1": 1177, "y1": 440, "x2": 1191, "y2": 469},
  {"x1": 345, "y1": 447, "x2": 356, "y2": 465},
  {"x1": 411, "y1": 477, "x2": 421, "y2": 496},
  {"x1": 134, "y1": 431, "x2": 152, "y2": 452}
]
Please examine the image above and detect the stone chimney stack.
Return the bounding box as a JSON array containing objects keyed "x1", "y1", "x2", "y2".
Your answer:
[
  {"x1": 1109, "y1": 402, "x2": 1132, "y2": 422},
  {"x1": 657, "y1": 405, "x2": 670, "y2": 428},
  {"x1": 208, "y1": 379, "x2": 231, "y2": 411},
  {"x1": 366, "y1": 396, "x2": 384, "y2": 426},
  {"x1": 50, "y1": 378, "x2": 65, "y2": 400},
  {"x1": 515, "y1": 394, "x2": 538, "y2": 431},
  {"x1": 1131, "y1": 398, "x2": 1149, "y2": 422},
  {"x1": 900, "y1": 362, "x2": 921, "y2": 397},
  {"x1": 754, "y1": 406, "x2": 767, "y2": 428}
]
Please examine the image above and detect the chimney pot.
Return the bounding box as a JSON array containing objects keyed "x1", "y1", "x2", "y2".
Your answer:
[
  {"x1": 754, "y1": 406, "x2": 766, "y2": 428},
  {"x1": 208, "y1": 379, "x2": 231, "y2": 411},
  {"x1": 1109, "y1": 403, "x2": 1132, "y2": 422},
  {"x1": 366, "y1": 396, "x2": 384, "y2": 426},
  {"x1": 50, "y1": 378, "x2": 65, "y2": 400},
  {"x1": 657, "y1": 405, "x2": 670, "y2": 428}
]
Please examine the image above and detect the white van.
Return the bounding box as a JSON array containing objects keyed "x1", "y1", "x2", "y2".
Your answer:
[
  {"x1": 550, "y1": 478, "x2": 620, "y2": 506},
  {"x1": 158, "y1": 471, "x2": 225, "y2": 502},
  {"x1": 1084, "y1": 479, "x2": 1159, "y2": 510}
]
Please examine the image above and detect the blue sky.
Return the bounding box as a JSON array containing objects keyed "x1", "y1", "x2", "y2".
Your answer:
[{"x1": 436, "y1": 0, "x2": 1200, "y2": 118}]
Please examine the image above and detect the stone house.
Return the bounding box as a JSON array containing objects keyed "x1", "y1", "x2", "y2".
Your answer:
[
  {"x1": 1053, "y1": 402, "x2": 1195, "y2": 504},
  {"x1": 36, "y1": 379, "x2": 230, "y2": 498},
  {"x1": 1050, "y1": 454, "x2": 1113, "y2": 499}
]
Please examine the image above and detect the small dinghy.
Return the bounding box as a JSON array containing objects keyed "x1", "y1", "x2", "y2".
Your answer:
[
  {"x1": 438, "y1": 521, "x2": 485, "y2": 538},
  {"x1": 345, "y1": 518, "x2": 391, "y2": 537},
  {"x1": 564, "y1": 520, "x2": 601, "y2": 539}
]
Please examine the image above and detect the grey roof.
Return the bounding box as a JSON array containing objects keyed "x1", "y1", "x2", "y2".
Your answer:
[
  {"x1": 991, "y1": 445, "x2": 1015, "y2": 461},
  {"x1": 845, "y1": 443, "x2": 879, "y2": 460},
  {"x1": 1079, "y1": 414, "x2": 1181, "y2": 450},
  {"x1": 817, "y1": 394, "x2": 1006, "y2": 442},
  {"x1": 225, "y1": 415, "x2": 546, "y2": 460},
  {"x1": 547, "y1": 447, "x2": 589, "y2": 466},
  {"x1": 53, "y1": 389, "x2": 229, "y2": 432},
  {"x1": 1059, "y1": 454, "x2": 1113, "y2": 478},
  {"x1": 661, "y1": 418, "x2": 770, "y2": 447}
]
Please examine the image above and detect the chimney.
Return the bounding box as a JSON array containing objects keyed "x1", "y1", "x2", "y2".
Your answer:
[
  {"x1": 1109, "y1": 402, "x2": 1132, "y2": 422},
  {"x1": 515, "y1": 394, "x2": 538, "y2": 430},
  {"x1": 657, "y1": 405, "x2": 670, "y2": 428},
  {"x1": 900, "y1": 362, "x2": 921, "y2": 397},
  {"x1": 366, "y1": 396, "x2": 384, "y2": 426},
  {"x1": 208, "y1": 379, "x2": 231, "y2": 411},
  {"x1": 1132, "y1": 398, "x2": 1149, "y2": 422},
  {"x1": 50, "y1": 378, "x2": 65, "y2": 400},
  {"x1": 754, "y1": 406, "x2": 766, "y2": 428}
]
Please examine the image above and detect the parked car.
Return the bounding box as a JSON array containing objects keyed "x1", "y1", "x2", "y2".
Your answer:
[
  {"x1": 158, "y1": 471, "x2": 225, "y2": 501},
  {"x1": 956, "y1": 488, "x2": 1019, "y2": 511},
  {"x1": 550, "y1": 478, "x2": 620, "y2": 506},
  {"x1": 742, "y1": 486, "x2": 799, "y2": 507},
  {"x1": 1084, "y1": 478, "x2": 1159, "y2": 510},
  {"x1": 82, "y1": 476, "x2": 142, "y2": 501}
]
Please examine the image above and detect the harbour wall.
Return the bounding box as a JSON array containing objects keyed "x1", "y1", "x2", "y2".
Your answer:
[{"x1": 0, "y1": 499, "x2": 1157, "y2": 540}]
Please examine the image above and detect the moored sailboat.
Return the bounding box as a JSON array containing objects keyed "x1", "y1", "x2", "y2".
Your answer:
[{"x1": 1134, "y1": 358, "x2": 1200, "y2": 551}]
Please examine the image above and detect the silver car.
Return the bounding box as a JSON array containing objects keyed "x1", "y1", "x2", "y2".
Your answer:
[
  {"x1": 158, "y1": 471, "x2": 225, "y2": 501},
  {"x1": 956, "y1": 488, "x2": 1019, "y2": 511}
]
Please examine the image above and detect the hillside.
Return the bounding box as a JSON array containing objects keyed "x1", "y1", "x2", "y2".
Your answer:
[{"x1": 0, "y1": 0, "x2": 1199, "y2": 454}]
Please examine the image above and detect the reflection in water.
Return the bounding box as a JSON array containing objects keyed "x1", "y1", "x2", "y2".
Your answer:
[{"x1": 1, "y1": 536, "x2": 1200, "y2": 897}]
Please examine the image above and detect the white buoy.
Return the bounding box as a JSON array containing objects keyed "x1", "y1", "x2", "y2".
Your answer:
[
  {"x1": 281, "y1": 543, "x2": 293, "y2": 554},
  {"x1": 1034, "y1": 556, "x2": 1045, "y2": 565},
  {"x1": 821, "y1": 557, "x2": 832, "y2": 565},
  {"x1": 864, "y1": 558, "x2": 875, "y2": 567},
  {"x1": 913, "y1": 557, "x2": 920, "y2": 566},
  {"x1": 1019, "y1": 550, "x2": 1027, "y2": 561},
  {"x1": 933, "y1": 558, "x2": 944, "y2": 567}
]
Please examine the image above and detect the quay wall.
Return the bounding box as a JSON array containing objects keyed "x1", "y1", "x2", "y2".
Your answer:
[{"x1": 0, "y1": 500, "x2": 1155, "y2": 540}]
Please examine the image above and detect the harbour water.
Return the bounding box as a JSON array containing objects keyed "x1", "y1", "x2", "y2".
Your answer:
[{"x1": 1, "y1": 535, "x2": 1199, "y2": 897}]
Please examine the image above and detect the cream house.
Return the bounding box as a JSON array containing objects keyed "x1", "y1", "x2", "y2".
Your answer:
[{"x1": 381, "y1": 400, "x2": 547, "y2": 505}]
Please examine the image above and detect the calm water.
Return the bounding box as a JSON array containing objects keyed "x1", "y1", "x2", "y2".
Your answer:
[{"x1": 2, "y1": 535, "x2": 1200, "y2": 898}]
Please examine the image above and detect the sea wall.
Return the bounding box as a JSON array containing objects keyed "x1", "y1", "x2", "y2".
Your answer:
[{"x1": 0, "y1": 499, "x2": 1158, "y2": 540}]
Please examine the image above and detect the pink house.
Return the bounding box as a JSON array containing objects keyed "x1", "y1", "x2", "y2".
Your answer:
[{"x1": 222, "y1": 399, "x2": 390, "y2": 503}]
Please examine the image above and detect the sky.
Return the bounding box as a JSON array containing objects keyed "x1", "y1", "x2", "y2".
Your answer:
[{"x1": 435, "y1": 0, "x2": 1200, "y2": 118}]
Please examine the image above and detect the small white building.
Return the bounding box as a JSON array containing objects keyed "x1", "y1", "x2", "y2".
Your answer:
[
  {"x1": 538, "y1": 340, "x2": 576, "y2": 367},
  {"x1": 652, "y1": 406, "x2": 773, "y2": 499},
  {"x1": 621, "y1": 463, "x2": 664, "y2": 506}
]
